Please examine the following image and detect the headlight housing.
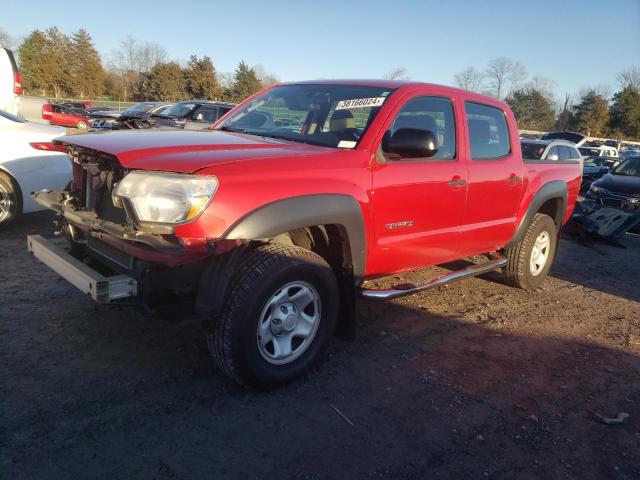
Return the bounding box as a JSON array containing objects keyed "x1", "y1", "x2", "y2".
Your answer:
[{"x1": 113, "y1": 171, "x2": 218, "y2": 225}]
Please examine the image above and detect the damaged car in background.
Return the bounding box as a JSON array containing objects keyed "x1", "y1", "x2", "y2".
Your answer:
[{"x1": 109, "y1": 102, "x2": 173, "y2": 130}]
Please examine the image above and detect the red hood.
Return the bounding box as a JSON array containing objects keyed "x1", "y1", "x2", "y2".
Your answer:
[{"x1": 55, "y1": 130, "x2": 333, "y2": 173}]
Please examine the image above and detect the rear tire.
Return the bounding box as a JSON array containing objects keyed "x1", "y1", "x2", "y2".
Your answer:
[
  {"x1": 0, "y1": 172, "x2": 22, "y2": 229},
  {"x1": 504, "y1": 213, "x2": 558, "y2": 290},
  {"x1": 208, "y1": 244, "x2": 339, "y2": 389}
]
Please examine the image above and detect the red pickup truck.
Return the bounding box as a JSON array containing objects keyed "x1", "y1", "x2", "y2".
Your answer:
[{"x1": 29, "y1": 80, "x2": 581, "y2": 388}]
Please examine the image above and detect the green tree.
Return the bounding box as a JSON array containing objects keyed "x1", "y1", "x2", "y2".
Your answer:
[
  {"x1": 18, "y1": 28, "x2": 68, "y2": 97},
  {"x1": 146, "y1": 62, "x2": 186, "y2": 101},
  {"x1": 609, "y1": 86, "x2": 640, "y2": 140},
  {"x1": 184, "y1": 55, "x2": 220, "y2": 99},
  {"x1": 68, "y1": 29, "x2": 105, "y2": 98},
  {"x1": 506, "y1": 88, "x2": 556, "y2": 131},
  {"x1": 570, "y1": 90, "x2": 609, "y2": 137},
  {"x1": 226, "y1": 61, "x2": 262, "y2": 103}
]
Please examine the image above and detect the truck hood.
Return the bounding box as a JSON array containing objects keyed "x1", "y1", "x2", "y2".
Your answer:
[{"x1": 54, "y1": 129, "x2": 334, "y2": 173}]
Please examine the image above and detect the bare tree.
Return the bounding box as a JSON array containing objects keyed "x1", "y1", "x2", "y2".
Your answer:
[
  {"x1": 0, "y1": 29, "x2": 13, "y2": 49},
  {"x1": 253, "y1": 64, "x2": 280, "y2": 87},
  {"x1": 383, "y1": 67, "x2": 408, "y2": 80},
  {"x1": 616, "y1": 67, "x2": 640, "y2": 91},
  {"x1": 527, "y1": 75, "x2": 556, "y2": 102},
  {"x1": 485, "y1": 57, "x2": 527, "y2": 99},
  {"x1": 110, "y1": 36, "x2": 167, "y2": 100},
  {"x1": 453, "y1": 67, "x2": 484, "y2": 92}
]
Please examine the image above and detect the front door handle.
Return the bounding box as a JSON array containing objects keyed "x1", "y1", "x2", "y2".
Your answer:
[
  {"x1": 448, "y1": 176, "x2": 467, "y2": 187},
  {"x1": 506, "y1": 174, "x2": 522, "y2": 183}
]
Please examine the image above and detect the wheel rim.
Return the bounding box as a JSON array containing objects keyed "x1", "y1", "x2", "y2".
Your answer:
[
  {"x1": 0, "y1": 183, "x2": 11, "y2": 223},
  {"x1": 530, "y1": 230, "x2": 551, "y2": 276},
  {"x1": 257, "y1": 281, "x2": 321, "y2": 365}
]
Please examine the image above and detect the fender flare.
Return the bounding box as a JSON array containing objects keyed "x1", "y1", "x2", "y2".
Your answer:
[
  {"x1": 222, "y1": 194, "x2": 367, "y2": 282},
  {"x1": 506, "y1": 180, "x2": 567, "y2": 249}
]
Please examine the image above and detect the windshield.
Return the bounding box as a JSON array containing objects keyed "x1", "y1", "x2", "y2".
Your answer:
[
  {"x1": 0, "y1": 109, "x2": 25, "y2": 123},
  {"x1": 520, "y1": 142, "x2": 545, "y2": 159},
  {"x1": 579, "y1": 147, "x2": 601, "y2": 157},
  {"x1": 216, "y1": 84, "x2": 396, "y2": 148},
  {"x1": 125, "y1": 103, "x2": 156, "y2": 114},
  {"x1": 159, "y1": 103, "x2": 198, "y2": 118},
  {"x1": 612, "y1": 157, "x2": 640, "y2": 177}
]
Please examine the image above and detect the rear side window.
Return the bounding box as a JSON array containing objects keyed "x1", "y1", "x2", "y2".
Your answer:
[
  {"x1": 465, "y1": 102, "x2": 510, "y2": 159},
  {"x1": 558, "y1": 145, "x2": 572, "y2": 160},
  {"x1": 569, "y1": 147, "x2": 580, "y2": 159}
]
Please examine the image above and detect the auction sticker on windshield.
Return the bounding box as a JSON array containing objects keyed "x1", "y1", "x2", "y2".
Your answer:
[{"x1": 336, "y1": 97, "x2": 386, "y2": 110}]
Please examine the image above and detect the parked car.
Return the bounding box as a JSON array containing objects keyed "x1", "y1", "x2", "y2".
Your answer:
[
  {"x1": 520, "y1": 139, "x2": 582, "y2": 161},
  {"x1": 42, "y1": 103, "x2": 90, "y2": 129},
  {"x1": 586, "y1": 156, "x2": 640, "y2": 209},
  {"x1": 0, "y1": 48, "x2": 21, "y2": 116},
  {"x1": 148, "y1": 100, "x2": 235, "y2": 130},
  {"x1": 581, "y1": 157, "x2": 610, "y2": 193},
  {"x1": 87, "y1": 109, "x2": 122, "y2": 131},
  {"x1": 0, "y1": 110, "x2": 71, "y2": 228},
  {"x1": 28, "y1": 80, "x2": 581, "y2": 388},
  {"x1": 110, "y1": 102, "x2": 173, "y2": 130},
  {"x1": 579, "y1": 145, "x2": 619, "y2": 160}
]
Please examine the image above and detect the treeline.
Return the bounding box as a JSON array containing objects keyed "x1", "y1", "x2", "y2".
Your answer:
[
  {"x1": 454, "y1": 58, "x2": 640, "y2": 140},
  {"x1": 14, "y1": 28, "x2": 273, "y2": 103}
]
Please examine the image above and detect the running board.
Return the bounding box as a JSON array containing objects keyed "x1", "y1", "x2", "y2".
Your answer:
[{"x1": 358, "y1": 254, "x2": 507, "y2": 301}]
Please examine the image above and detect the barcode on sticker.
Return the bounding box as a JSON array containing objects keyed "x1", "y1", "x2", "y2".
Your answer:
[{"x1": 336, "y1": 97, "x2": 386, "y2": 110}]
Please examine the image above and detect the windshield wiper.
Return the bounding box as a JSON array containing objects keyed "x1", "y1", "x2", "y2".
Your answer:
[{"x1": 218, "y1": 125, "x2": 247, "y2": 133}]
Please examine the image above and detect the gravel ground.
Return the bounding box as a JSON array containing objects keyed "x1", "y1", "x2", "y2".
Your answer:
[{"x1": 1, "y1": 212, "x2": 639, "y2": 480}]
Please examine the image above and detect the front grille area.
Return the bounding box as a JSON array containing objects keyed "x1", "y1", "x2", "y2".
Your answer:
[{"x1": 69, "y1": 146, "x2": 128, "y2": 224}]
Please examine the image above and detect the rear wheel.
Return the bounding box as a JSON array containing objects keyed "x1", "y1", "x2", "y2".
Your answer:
[
  {"x1": 504, "y1": 213, "x2": 558, "y2": 290},
  {"x1": 208, "y1": 244, "x2": 339, "y2": 389},
  {"x1": 0, "y1": 172, "x2": 21, "y2": 229},
  {"x1": 76, "y1": 120, "x2": 87, "y2": 129}
]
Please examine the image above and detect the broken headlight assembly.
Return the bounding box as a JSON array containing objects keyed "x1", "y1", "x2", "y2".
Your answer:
[{"x1": 112, "y1": 171, "x2": 218, "y2": 225}]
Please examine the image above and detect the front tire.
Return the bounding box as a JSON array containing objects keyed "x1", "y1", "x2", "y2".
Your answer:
[
  {"x1": 504, "y1": 213, "x2": 558, "y2": 290},
  {"x1": 0, "y1": 172, "x2": 22, "y2": 229},
  {"x1": 76, "y1": 120, "x2": 87, "y2": 129},
  {"x1": 209, "y1": 244, "x2": 339, "y2": 389}
]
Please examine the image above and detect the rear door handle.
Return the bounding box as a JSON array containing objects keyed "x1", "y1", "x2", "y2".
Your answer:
[
  {"x1": 506, "y1": 174, "x2": 522, "y2": 183},
  {"x1": 448, "y1": 176, "x2": 467, "y2": 187}
]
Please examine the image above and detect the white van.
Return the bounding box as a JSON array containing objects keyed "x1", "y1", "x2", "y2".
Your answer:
[{"x1": 0, "y1": 48, "x2": 21, "y2": 116}]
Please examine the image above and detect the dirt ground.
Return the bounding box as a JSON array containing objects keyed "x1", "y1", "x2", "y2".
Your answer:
[{"x1": 1, "y1": 212, "x2": 639, "y2": 480}]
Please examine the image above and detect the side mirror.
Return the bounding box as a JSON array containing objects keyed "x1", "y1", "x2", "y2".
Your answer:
[
  {"x1": 382, "y1": 128, "x2": 438, "y2": 159},
  {"x1": 547, "y1": 153, "x2": 559, "y2": 161}
]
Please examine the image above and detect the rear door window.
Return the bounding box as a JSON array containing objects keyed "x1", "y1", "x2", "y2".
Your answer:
[
  {"x1": 546, "y1": 146, "x2": 559, "y2": 160},
  {"x1": 465, "y1": 102, "x2": 510, "y2": 159},
  {"x1": 558, "y1": 146, "x2": 572, "y2": 160}
]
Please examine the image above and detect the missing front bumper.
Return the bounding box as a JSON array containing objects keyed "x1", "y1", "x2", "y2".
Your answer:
[{"x1": 27, "y1": 235, "x2": 137, "y2": 303}]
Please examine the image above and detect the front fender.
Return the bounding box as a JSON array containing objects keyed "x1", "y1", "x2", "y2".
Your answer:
[{"x1": 222, "y1": 194, "x2": 366, "y2": 282}]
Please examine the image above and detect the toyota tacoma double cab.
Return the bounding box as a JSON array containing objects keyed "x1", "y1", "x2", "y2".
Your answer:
[{"x1": 28, "y1": 80, "x2": 581, "y2": 388}]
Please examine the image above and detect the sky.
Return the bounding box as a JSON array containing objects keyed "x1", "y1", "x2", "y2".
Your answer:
[{"x1": 2, "y1": 0, "x2": 639, "y2": 99}]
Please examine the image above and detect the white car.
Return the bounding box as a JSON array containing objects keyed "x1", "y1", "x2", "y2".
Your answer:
[
  {"x1": 0, "y1": 110, "x2": 72, "y2": 228},
  {"x1": 0, "y1": 48, "x2": 21, "y2": 116}
]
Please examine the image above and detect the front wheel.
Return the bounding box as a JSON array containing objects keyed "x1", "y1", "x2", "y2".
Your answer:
[
  {"x1": 76, "y1": 120, "x2": 87, "y2": 129},
  {"x1": 209, "y1": 244, "x2": 339, "y2": 389},
  {"x1": 504, "y1": 213, "x2": 558, "y2": 290}
]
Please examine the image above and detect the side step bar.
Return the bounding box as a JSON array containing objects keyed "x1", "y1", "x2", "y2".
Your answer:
[
  {"x1": 27, "y1": 235, "x2": 137, "y2": 303},
  {"x1": 358, "y1": 254, "x2": 507, "y2": 301}
]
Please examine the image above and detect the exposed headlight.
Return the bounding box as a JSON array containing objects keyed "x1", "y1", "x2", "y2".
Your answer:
[{"x1": 113, "y1": 171, "x2": 218, "y2": 224}]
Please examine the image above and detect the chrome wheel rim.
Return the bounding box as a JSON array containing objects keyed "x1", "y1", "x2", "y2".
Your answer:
[
  {"x1": 530, "y1": 230, "x2": 551, "y2": 276},
  {"x1": 257, "y1": 281, "x2": 321, "y2": 365},
  {"x1": 0, "y1": 183, "x2": 11, "y2": 223}
]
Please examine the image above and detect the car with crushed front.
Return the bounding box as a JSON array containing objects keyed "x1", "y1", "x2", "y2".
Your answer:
[{"x1": 28, "y1": 80, "x2": 581, "y2": 388}]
